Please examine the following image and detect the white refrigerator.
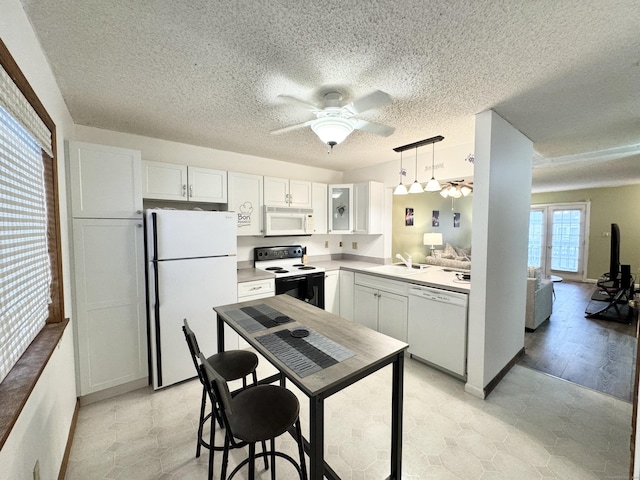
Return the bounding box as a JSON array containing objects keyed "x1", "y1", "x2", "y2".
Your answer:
[{"x1": 146, "y1": 209, "x2": 238, "y2": 389}]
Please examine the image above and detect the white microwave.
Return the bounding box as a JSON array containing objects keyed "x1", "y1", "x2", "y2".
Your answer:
[{"x1": 264, "y1": 206, "x2": 314, "y2": 236}]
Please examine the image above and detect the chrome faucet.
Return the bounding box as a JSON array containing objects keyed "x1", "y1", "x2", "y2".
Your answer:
[{"x1": 395, "y1": 253, "x2": 412, "y2": 269}]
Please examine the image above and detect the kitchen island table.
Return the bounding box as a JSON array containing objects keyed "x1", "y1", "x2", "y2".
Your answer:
[{"x1": 215, "y1": 294, "x2": 407, "y2": 480}]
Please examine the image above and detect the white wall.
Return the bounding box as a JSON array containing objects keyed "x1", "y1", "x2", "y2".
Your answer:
[
  {"x1": 74, "y1": 125, "x2": 343, "y2": 184},
  {"x1": 0, "y1": 327, "x2": 76, "y2": 480},
  {"x1": 465, "y1": 110, "x2": 532, "y2": 397},
  {"x1": 0, "y1": 0, "x2": 78, "y2": 476},
  {"x1": 343, "y1": 140, "x2": 474, "y2": 261}
]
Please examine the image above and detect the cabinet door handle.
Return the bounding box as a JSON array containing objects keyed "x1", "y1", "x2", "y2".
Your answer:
[
  {"x1": 182, "y1": 184, "x2": 187, "y2": 197},
  {"x1": 136, "y1": 210, "x2": 142, "y2": 215},
  {"x1": 137, "y1": 224, "x2": 142, "y2": 228},
  {"x1": 250, "y1": 286, "x2": 262, "y2": 291},
  {"x1": 189, "y1": 184, "x2": 193, "y2": 197}
]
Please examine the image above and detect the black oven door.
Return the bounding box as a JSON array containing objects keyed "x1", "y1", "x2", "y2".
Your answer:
[{"x1": 276, "y1": 272, "x2": 325, "y2": 309}]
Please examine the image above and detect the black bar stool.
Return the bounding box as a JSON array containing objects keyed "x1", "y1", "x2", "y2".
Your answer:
[
  {"x1": 199, "y1": 352, "x2": 308, "y2": 480},
  {"x1": 182, "y1": 319, "x2": 259, "y2": 460}
]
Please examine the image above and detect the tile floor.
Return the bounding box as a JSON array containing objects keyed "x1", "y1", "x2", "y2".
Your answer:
[{"x1": 66, "y1": 355, "x2": 632, "y2": 480}]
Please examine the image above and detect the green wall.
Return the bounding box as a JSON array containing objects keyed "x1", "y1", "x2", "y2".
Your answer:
[
  {"x1": 392, "y1": 192, "x2": 473, "y2": 264},
  {"x1": 532, "y1": 184, "x2": 640, "y2": 279}
]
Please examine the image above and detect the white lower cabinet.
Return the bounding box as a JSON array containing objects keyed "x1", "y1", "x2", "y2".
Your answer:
[
  {"x1": 353, "y1": 273, "x2": 408, "y2": 342},
  {"x1": 338, "y1": 270, "x2": 355, "y2": 321},
  {"x1": 324, "y1": 270, "x2": 340, "y2": 314},
  {"x1": 72, "y1": 218, "x2": 147, "y2": 395},
  {"x1": 237, "y1": 278, "x2": 275, "y2": 348}
]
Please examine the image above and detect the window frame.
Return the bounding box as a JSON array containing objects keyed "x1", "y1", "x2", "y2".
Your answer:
[{"x1": 0, "y1": 37, "x2": 67, "y2": 450}]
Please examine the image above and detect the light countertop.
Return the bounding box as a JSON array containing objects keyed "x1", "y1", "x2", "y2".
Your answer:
[{"x1": 238, "y1": 259, "x2": 470, "y2": 293}]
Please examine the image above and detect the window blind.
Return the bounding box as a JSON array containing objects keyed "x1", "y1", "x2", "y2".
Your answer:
[{"x1": 0, "y1": 105, "x2": 51, "y2": 383}]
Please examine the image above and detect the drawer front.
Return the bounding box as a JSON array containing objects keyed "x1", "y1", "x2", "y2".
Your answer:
[
  {"x1": 354, "y1": 273, "x2": 408, "y2": 296},
  {"x1": 238, "y1": 279, "x2": 275, "y2": 298}
]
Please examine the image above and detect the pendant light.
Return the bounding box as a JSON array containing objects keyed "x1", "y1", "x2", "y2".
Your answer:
[
  {"x1": 393, "y1": 151, "x2": 408, "y2": 195},
  {"x1": 424, "y1": 142, "x2": 442, "y2": 192},
  {"x1": 408, "y1": 147, "x2": 423, "y2": 193}
]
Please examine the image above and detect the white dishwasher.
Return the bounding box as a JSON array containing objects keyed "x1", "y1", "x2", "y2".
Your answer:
[{"x1": 407, "y1": 285, "x2": 469, "y2": 378}]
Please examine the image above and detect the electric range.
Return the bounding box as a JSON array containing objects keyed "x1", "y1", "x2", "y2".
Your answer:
[{"x1": 254, "y1": 246, "x2": 325, "y2": 309}]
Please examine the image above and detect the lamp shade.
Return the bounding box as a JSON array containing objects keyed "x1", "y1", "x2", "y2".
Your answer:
[
  {"x1": 311, "y1": 117, "x2": 354, "y2": 145},
  {"x1": 393, "y1": 183, "x2": 408, "y2": 195},
  {"x1": 423, "y1": 232, "x2": 443, "y2": 247},
  {"x1": 424, "y1": 177, "x2": 442, "y2": 192}
]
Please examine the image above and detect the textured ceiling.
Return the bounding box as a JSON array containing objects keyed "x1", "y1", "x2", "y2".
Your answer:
[{"x1": 20, "y1": 0, "x2": 640, "y2": 190}]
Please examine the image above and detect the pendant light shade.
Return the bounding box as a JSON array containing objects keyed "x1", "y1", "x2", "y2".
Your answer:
[
  {"x1": 392, "y1": 135, "x2": 444, "y2": 194},
  {"x1": 423, "y1": 142, "x2": 441, "y2": 192},
  {"x1": 393, "y1": 151, "x2": 408, "y2": 195},
  {"x1": 408, "y1": 147, "x2": 423, "y2": 193}
]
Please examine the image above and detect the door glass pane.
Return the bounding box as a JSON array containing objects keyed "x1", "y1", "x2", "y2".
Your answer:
[
  {"x1": 528, "y1": 210, "x2": 544, "y2": 267},
  {"x1": 551, "y1": 209, "x2": 581, "y2": 272}
]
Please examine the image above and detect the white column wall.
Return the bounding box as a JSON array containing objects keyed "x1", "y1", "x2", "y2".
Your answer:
[
  {"x1": 1, "y1": 0, "x2": 78, "y2": 477},
  {"x1": 465, "y1": 110, "x2": 532, "y2": 396}
]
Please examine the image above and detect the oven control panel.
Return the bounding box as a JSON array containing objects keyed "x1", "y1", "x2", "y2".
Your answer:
[{"x1": 254, "y1": 245, "x2": 303, "y2": 261}]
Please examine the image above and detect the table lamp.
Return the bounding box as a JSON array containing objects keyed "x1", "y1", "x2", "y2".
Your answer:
[{"x1": 423, "y1": 232, "x2": 443, "y2": 255}]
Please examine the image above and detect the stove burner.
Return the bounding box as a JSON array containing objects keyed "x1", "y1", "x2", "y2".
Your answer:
[
  {"x1": 293, "y1": 263, "x2": 305, "y2": 267},
  {"x1": 298, "y1": 266, "x2": 316, "y2": 270},
  {"x1": 274, "y1": 269, "x2": 289, "y2": 274},
  {"x1": 265, "y1": 267, "x2": 282, "y2": 271}
]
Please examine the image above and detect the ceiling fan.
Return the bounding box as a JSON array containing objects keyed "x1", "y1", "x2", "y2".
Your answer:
[
  {"x1": 439, "y1": 180, "x2": 473, "y2": 198},
  {"x1": 271, "y1": 90, "x2": 395, "y2": 150}
]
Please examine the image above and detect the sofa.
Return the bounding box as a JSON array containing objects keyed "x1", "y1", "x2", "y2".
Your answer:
[
  {"x1": 525, "y1": 267, "x2": 553, "y2": 330},
  {"x1": 424, "y1": 243, "x2": 471, "y2": 270}
]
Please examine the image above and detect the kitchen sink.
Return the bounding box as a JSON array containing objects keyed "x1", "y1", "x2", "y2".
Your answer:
[{"x1": 366, "y1": 264, "x2": 424, "y2": 276}]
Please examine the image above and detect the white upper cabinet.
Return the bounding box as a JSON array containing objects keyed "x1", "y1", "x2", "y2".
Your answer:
[
  {"x1": 69, "y1": 141, "x2": 142, "y2": 218},
  {"x1": 311, "y1": 183, "x2": 328, "y2": 234},
  {"x1": 264, "y1": 176, "x2": 312, "y2": 208},
  {"x1": 142, "y1": 160, "x2": 227, "y2": 203},
  {"x1": 228, "y1": 172, "x2": 264, "y2": 236},
  {"x1": 353, "y1": 181, "x2": 384, "y2": 234},
  {"x1": 328, "y1": 184, "x2": 353, "y2": 234},
  {"x1": 188, "y1": 166, "x2": 227, "y2": 203},
  {"x1": 328, "y1": 181, "x2": 383, "y2": 234}
]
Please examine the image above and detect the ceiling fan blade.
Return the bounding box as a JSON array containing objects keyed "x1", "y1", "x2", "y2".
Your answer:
[
  {"x1": 353, "y1": 119, "x2": 395, "y2": 137},
  {"x1": 277, "y1": 94, "x2": 319, "y2": 111},
  {"x1": 348, "y1": 90, "x2": 392, "y2": 114},
  {"x1": 270, "y1": 120, "x2": 314, "y2": 135}
]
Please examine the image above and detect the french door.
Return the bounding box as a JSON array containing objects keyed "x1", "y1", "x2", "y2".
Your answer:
[{"x1": 528, "y1": 203, "x2": 589, "y2": 281}]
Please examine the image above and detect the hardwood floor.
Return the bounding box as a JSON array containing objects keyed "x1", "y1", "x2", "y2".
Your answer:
[{"x1": 519, "y1": 279, "x2": 638, "y2": 402}]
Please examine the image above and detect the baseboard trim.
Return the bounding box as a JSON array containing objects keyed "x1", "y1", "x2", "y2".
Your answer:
[
  {"x1": 79, "y1": 377, "x2": 149, "y2": 406},
  {"x1": 58, "y1": 398, "x2": 79, "y2": 480},
  {"x1": 483, "y1": 347, "x2": 525, "y2": 399}
]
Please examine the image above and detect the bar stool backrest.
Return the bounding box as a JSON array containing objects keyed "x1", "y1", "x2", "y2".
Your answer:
[
  {"x1": 199, "y1": 352, "x2": 235, "y2": 417},
  {"x1": 183, "y1": 319, "x2": 205, "y2": 385}
]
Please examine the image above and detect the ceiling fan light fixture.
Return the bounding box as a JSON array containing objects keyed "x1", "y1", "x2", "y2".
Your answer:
[
  {"x1": 439, "y1": 187, "x2": 449, "y2": 198},
  {"x1": 460, "y1": 185, "x2": 472, "y2": 196},
  {"x1": 310, "y1": 116, "x2": 354, "y2": 146},
  {"x1": 449, "y1": 186, "x2": 462, "y2": 198}
]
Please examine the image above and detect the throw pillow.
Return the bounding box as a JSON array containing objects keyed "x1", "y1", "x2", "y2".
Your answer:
[{"x1": 443, "y1": 242, "x2": 456, "y2": 258}]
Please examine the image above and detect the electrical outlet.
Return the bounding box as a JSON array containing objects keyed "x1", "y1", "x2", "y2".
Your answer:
[
  {"x1": 324, "y1": 240, "x2": 328, "y2": 248},
  {"x1": 33, "y1": 459, "x2": 40, "y2": 480},
  {"x1": 339, "y1": 241, "x2": 343, "y2": 247},
  {"x1": 352, "y1": 242, "x2": 357, "y2": 250}
]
